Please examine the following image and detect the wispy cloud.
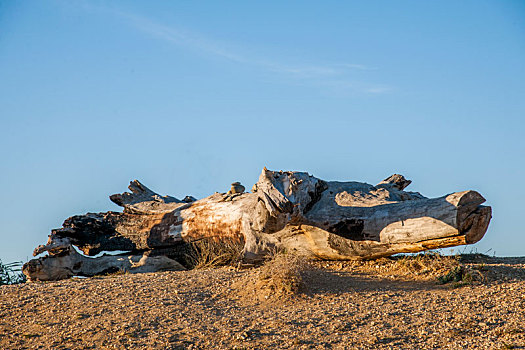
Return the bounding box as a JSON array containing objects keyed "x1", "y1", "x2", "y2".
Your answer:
[
  {"x1": 79, "y1": 3, "x2": 391, "y2": 95},
  {"x1": 366, "y1": 86, "x2": 392, "y2": 94},
  {"x1": 115, "y1": 10, "x2": 249, "y2": 63}
]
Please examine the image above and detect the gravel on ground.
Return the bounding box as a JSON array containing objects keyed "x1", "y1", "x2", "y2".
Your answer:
[{"x1": 1, "y1": 255, "x2": 524, "y2": 349}]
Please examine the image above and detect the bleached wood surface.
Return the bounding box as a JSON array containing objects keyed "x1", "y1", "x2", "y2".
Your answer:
[{"x1": 23, "y1": 169, "x2": 491, "y2": 281}]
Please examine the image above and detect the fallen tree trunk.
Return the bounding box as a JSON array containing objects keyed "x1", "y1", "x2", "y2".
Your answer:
[
  {"x1": 24, "y1": 237, "x2": 185, "y2": 281},
  {"x1": 23, "y1": 168, "x2": 492, "y2": 281}
]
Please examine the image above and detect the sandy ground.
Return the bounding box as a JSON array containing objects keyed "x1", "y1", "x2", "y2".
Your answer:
[{"x1": 1, "y1": 255, "x2": 524, "y2": 349}]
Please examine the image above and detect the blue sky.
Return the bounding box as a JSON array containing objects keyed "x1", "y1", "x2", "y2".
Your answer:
[{"x1": 1, "y1": 1, "x2": 524, "y2": 262}]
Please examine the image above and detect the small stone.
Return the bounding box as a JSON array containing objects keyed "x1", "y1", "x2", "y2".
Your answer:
[{"x1": 228, "y1": 182, "x2": 245, "y2": 195}]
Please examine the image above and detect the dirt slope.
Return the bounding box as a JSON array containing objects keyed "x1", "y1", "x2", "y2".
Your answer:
[{"x1": 1, "y1": 255, "x2": 524, "y2": 349}]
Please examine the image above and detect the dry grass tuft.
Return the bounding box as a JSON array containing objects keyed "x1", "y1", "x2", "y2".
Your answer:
[
  {"x1": 234, "y1": 251, "x2": 311, "y2": 303},
  {"x1": 184, "y1": 237, "x2": 244, "y2": 269},
  {"x1": 256, "y1": 252, "x2": 309, "y2": 295},
  {"x1": 391, "y1": 252, "x2": 462, "y2": 279},
  {"x1": 343, "y1": 252, "x2": 462, "y2": 281},
  {"x1": 350, "y1": 252, "x2": 486, "y2": 285},
  {"x1": 316, "y1": 252, "x2": 488, "y2": 286}
]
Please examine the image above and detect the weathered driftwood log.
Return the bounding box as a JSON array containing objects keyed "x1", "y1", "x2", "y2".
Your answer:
[
  {"x1": 24, "y1": 237, "x2": 185, "y2": 281},
  {"x1": 23, "y1": 169, "x2": 491, "y2": 281}
]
